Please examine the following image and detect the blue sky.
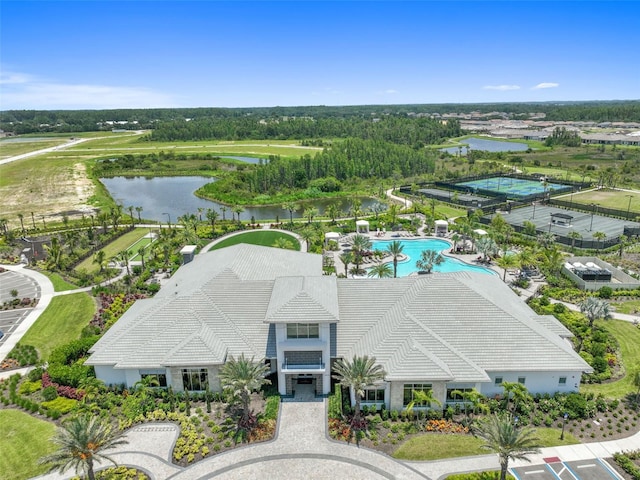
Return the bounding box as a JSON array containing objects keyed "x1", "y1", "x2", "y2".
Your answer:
[{"x1": 1, "y1": 1, "x2": 638, "y2": 110}]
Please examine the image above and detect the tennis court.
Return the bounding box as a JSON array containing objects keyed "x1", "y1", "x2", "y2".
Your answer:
[
  {"x1": 457, "y1": 177, "x2": 570, "y2": 199},
  {"x1": 492, "y1": 204, "x2": 639, "y2": 242}
]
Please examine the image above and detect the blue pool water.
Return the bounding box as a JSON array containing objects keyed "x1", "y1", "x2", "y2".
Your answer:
[{"x1": 372, "y1": 239, "x2": 497, "y2": 277}]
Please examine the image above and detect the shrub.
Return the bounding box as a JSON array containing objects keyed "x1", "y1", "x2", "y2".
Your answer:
[
  {"x1": 42, "y1": 385, "x2": 58, "y2": 401},
  {"x1": 19, "y1": 380, "x2": 42, "y2": 395},
  {"x1": 41, "y1": 396, "x2": 78, "y2": 414}
]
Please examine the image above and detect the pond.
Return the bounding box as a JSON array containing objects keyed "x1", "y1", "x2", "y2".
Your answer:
[
  {"x1": 441, "y1": 137, "x2": 529, "y2": 155},
  {"x1": 372, "y1": 238, "x2": 497, "y2": 277},
  {"x1": 100, "y1": 176, "x2": 381, "y2": 222}
]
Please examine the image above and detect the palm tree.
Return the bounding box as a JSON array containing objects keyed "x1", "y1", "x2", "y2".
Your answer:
[
  {"x1": 220, "y1": 205, "x2": 227, "y2": 221},
  {"x1": 118, "y1": 250, "x2": 130, "y2": 276},
  {"x1": 593, "y1": 231, "x2": 607, "y2": 252},
  {"x1": 476, "y1": 236, "x2": 498, "y2": 261},
  {"x1": 473, "y1": 412, "x2": 541, "y2": 480},
  {"x1": 618, "y1": 234, "x2": 629, "y2": 258},
  {"x1": 127, "y1": 205, "x2": 135, "y2": 228},
  {"x1": 273, "y1": 237, "x2": 293, "y2": 249},
  {"x1": 385, "y1": 240, "x2": 404, "y2": 278},
  {"x1": 579, "y1": 296, "x2": 612, "y2": 330},
  {"x1": 371, "y1": 202, "x2": 386, "y2": 221},
  {"x1": 338, "y1": 251, "x2": 354, "y2": 277},
  {"x1": 501, "y1": 381, "x2": 531, "y2": 414},
  {"x1": 350, "y1": 199, "x2": 363, "y2": 223},
  {"x1": 137, "y1": 246, "x2": 146, "y2": 269},
  {"x1": 282, "y1": 201, "x2": 297, "y2": 225},
  {"x1": 405, "y1": 388, "x2": 442, "y2": 424},
  {"x1": 632, "y1": 364, "x2": 640, "y2": 403},
  {"x1": 135, "y1": 206, "x2": 143, "y2": 223},
  {"x1": 496, "y1": 254, "x2": 518, "y2": 283},
  {"x1": 303, "y1": 206, "x2": 319, "y2": 225},
  {"x1": 416, "y1": 249, "x2": 444, "y2": 274},
  {"x1": 536, "y1": 232, "x2": 556, "y2": 250},
  {"x1": 332, "y1": 355, "x2": 386, "y2": 425},
  {"x1": 39, "y1": 414, "x2": 128, "y2": 480},
  {"x1": 219, "y1": 354, "x2": 271, "y2": 429},
  {"x1": 326, "y1": 203, "x2": 341, "y2": 225},
  {"x1": 367, "y1": 262, "x2": 393, "y2": 278},
  {"x1": 93, "y1": 250, "x2": 106, "y2": 272},
  {"x1": 350, "y1": 234, "x2": 372, "y2": 272},
  {"x1": 17, "y1": 213, "x2": 25, "y2": 233},
  {"x1": 45, "y1": 237, "x2": 64, "y2": 270},
  {"x1": 568, "y1": 231, "x2": 582, "y2": 253},
  {"x1": 299, "y1": 227, "x2": 316, "y2": 252},
  {"x1": 206, "y1": 208, "x2": 219, "y2": 235},
  {"x1": 450, "y1": 388, "x2": 487, "y2": 425}
]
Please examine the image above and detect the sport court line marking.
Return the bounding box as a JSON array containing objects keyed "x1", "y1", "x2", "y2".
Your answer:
[
  {"x1": 576, "y1": 464, "x2": 596, "y2": 468},
  {"x1": 525, "y1": 470, "x2": 545, "y2": 474}
]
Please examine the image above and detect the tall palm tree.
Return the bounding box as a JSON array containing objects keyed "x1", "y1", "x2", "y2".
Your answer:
[
  {"x1": 593, "y1": 231, "x2": 607, "y2": 252},
  {"x1": 476, "y1": 236, "x2": 498, "y2": 261},
  {"x1": 282, "y1": 201, "x2": 297, "y2": 225},
  {"x1": 127, "y1": 205, "x2": 135, "y2": 228},
  {"x1": 350, "y1": 234, "x2": 372, "y2": 272},
  {"x1": 339, "y1": 251, "x2": 354, "y2": 277},
  {"x1": 501, "y1": 381, "x2": 531, "y2": 414},
  {"x1": 568, "y1": 231, "x2": 582, "y2": 253},
  {"x1": 473, "y1": 412, "x2": 541, "y2": 480},
  {"x1": 135, "y1": 206, "x2": 143, "y2": 223},
  {"x1": 206, "y1": 208, "x2": 219, "y2": 235},
  {"x1": 367, "y1": 262, "x2": 393, "y2": 278},
  {"x1": 350, "y1": 199, "x2": 363, "y2": 223},
  {"x1": 219, "y1": 354, "x2": 271, "y2": 428},
  {"x1": 579, "y1": 296, "x2": 612, "y2": 330},
  {"x1": 332, "y1": 355, "x2": 386, "y2": 425},
  {"x1": 496, "y1": 254, "x2": 518, "y2": 283},
  {"x1": 93, "y1": 250, "x2": 106, "y2": 272},
  {"x1": 326, "y1": 203, "x2": 341, "y2": 225},
  {"x1": 299, "y1": 227, "x2": 316, "y2": 252},
  {"x1": 303, "y1": 207, "x2": 319, "y2": 225},
  {"x1": 416, "y1": 249, "x2": 444, "y2": 274},
  {"x1": 17, "y1": 213, "x2": 25, "y2": 233},
  {"x1": 39, "y1": 415, "x2": 127, "y2": 480},
  {"x1": 232, "y1": 205, "x2": 244, "y2": 225},
  {"x1": 385, "y1": 240, "x2": 404, "y2": 278}
]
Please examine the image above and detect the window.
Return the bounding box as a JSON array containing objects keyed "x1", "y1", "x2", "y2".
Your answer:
[
  {"x1": 518, "y1": 377, "x2": 526, "y2": 385},
  {"x1": 182, "y1": 368, "x2": 209, "y2": 391},
  {"x1": 558, "y1": 377, "x2": 567, "y2": 386},
  {"x1": 446, "y1": 388, "x2": 473, "y2": 402},
  {"x1": 140, "y1": 371, "x2": 167, "y2": 388},
  {"x1": 364, "y1": 388, "x2": 385, "y2": 402},
  {"x1": 286, "y1": 323, "x2": 319, "y2": 339},
  {"x1": 495, "y1": 377, "x2": 503, "y2": 385},
  {"x1": 403, "y1": 383, "x2": 433, "y2": 406}
]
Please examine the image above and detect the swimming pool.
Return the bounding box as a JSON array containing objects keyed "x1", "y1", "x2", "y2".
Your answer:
[{"x1": 372, "y1": 238, "x2": 497, "y2": 277}]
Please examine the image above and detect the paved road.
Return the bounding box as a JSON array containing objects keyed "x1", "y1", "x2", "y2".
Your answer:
[{"x1": 0, "y1": 137, "x2": 90, "y2": 165}]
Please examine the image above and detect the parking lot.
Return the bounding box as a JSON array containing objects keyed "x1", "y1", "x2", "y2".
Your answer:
[
  {"x1": 513, "y1": 458, "x2": 622, "y2": 480},
  {"x1": 0, "y1": 269, "x2": 40, "y2": 346}
]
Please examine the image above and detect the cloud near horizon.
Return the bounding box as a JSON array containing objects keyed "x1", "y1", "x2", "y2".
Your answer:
[
  {"x1": 482, "y1": 85, "x2": 521, "y2": 91},
  {"x1": 532, "y1": 82, "x2": 560, "y2": 89},
  {"x1": 0, "y1": 70, "x2": 176, "y2": 109}
]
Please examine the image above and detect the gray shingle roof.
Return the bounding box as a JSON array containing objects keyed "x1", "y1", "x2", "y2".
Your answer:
[{"x1": 88, "y1": 245, "x2": 591, "y2": 380}]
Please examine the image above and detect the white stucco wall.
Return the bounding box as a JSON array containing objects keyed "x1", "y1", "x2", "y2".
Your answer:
[{"x1": 480, "y1": 371, "x2": 582, "y2": 397}]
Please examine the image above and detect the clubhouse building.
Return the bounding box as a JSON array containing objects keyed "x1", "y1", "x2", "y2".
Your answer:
[{"x1": 87, "y1": 244, "x2": 592, "y2": 410}]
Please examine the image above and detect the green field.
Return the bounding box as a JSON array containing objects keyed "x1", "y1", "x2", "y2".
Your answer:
[
  {"x1": 0, "y1": 409, "x2": 56, "y2": 480},
  {"x1": 393, "y1": 427, "x2": 578, "y2": 461},
  {"x1": 581, "y1": 319, "x2": 640, "y2": 398},
  {"x1": 566, "y1": 188, "x2": 640, "y2": 214},
  {"x1": 40, "y1": 271, "x2": 79, "y2": 292},
  {"x1": 19, "y1": 292, "x2": 95, "y2": 360},
  {"x1": 74, "y1": 228, "x2": 152, "y2": 273},
  {"x1": 208, "y1": 230, "x2": 300, "y2": 251}
]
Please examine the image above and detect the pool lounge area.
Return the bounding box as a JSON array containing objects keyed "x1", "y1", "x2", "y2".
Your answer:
[{"x1": 370, "y1": 238, "x2": 497, "y2": 277}]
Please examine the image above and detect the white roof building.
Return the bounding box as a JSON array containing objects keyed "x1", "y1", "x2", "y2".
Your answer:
[{"x1": 88, "y1": 244, "x2": 591, "y2": 409}]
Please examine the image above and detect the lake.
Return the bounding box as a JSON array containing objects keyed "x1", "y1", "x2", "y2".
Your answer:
[
  {"x1": 441, "y1": 137, "x2": 529, "y2": 155},
  {"x1": 100, "y1": 176, "x2": 380, "y2": 222}
]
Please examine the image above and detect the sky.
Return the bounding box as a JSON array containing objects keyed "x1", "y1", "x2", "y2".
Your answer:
[{"x1": 1, "y1": 1, "x2": 639, "y2": 110}]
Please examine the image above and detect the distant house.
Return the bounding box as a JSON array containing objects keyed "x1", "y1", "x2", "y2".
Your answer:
[{"x1": 88, "y1": 244, "x2": 591, "y2": 409}]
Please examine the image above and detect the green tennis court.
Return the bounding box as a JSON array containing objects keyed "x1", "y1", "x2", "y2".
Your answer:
[{"x1": 457, "y1": 177, "x2": 570, "y2": 198}]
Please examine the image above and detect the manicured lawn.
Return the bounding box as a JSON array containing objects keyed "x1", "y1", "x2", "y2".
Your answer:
[
  {"x1": 569, "y1": 188, "x2": 640, "y2": 214},
  {"x1": 19, "y1": 292, "x2": 95, "y2": 360},
  {"x1": 40, "y1": 271, "x2": 79, "y2": 291},
  {"x1": 393, "y1": 427, "x2": 578, "y2": 461},
  {"x1": 393, "y1": 433, "x2": 486, "y2": 460},
  {"x1": 582, "y1": 319, "x2": 640, "y2": 398},
  {"x1": 74, "y1": 227, "x2": 152, "y2": 273},
  {"x1": 209, "y1": 231, "x2": 300, "y2": 251},
  {"x1": 0, "y1": 409, "x2": 56, "y2": 480},
  {"x1": 612, "y1": 299, "x2": 640, "y2": 315}
]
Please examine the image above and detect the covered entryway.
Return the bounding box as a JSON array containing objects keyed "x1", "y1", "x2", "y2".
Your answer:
[{"x1": 284, "y1": 374, "x2": 323, "y2": 401}]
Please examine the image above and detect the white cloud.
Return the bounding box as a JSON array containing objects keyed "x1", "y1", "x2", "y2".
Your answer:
[
  {"x1": 532, "y1": 82, "x2": 560, "y2": 90},
  {"x1": 379, "y1": 89, "x2": 398, "y2": 94},
  {"x1": 0, "y1": 70, "x2": 176, "y2": 109},
  {"x1": 482, "y1": 85, "x2": 521, "y2": 91}
]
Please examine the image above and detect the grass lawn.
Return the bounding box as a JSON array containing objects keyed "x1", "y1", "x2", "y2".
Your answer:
[
  {"x1": 40, "y1": 271, "x2": 79, "y2": 292},
  {"x1": 74, "y1": 227, "x2": 152, "y2": 273},
  {"x1": 582, "y1": 319, "x2": 640, "y2": 398},
  {"x1": 611, "y1": 299, "x2": 640, "y2": 315},
  {"x1": 209, "y1": 231, "x2": 300, "y2": 251},
  {"x1": 0, "y1": 138, "x2": 68, "y2": 159},
  {"x1": 567, "y1": 188, "x2": 640, "y2": 214},
  {"x1": 393, "y1": 427, "x2": 578, "y2": 461},
  {"x1": 0, "y1": 409, "x2": 56, "y2": 480},
  {"x1": 19, "y1": 292, "x2": 95, "y2": 361}
]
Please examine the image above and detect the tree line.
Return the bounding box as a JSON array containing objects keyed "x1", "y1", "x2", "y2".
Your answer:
[{"x1": 3, "y1": 100, "x2": 639, "y2": 135}]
